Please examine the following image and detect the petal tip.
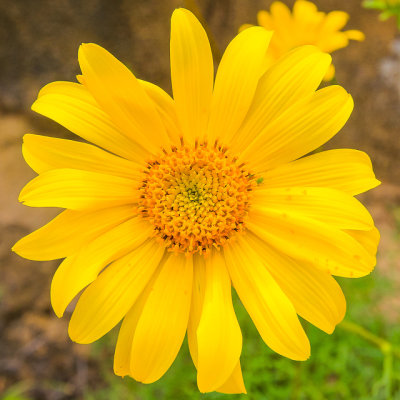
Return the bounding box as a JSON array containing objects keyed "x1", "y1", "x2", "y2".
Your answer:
[
  {"x1": 245, "y1": 25, "x2": 274, "y2": 39},
  {"x1": 50, "y1": 291, "x2": 65, "y2": 318},
  {"x1": 293, "y1": 337, "x2": 311, "y2": 361},
  {"x1": 298, "y1": 348, "x2": 311, "y2": 361},
  {"x1": 239, "y1": 23, "x2": 253, "y2": 32},
  {"x1": 324, "y1": 52, "x2": 333, "y2": 64},
  {"x1": 31, "y1": 98, "x2": 40, "y2": 112},
  {"x1": 11, "y1": 239, "x2": 30, "y2": 259},
  {"x1": 197, "y1": 377, "x2": 214, "y2": 394},
  {"x1": 53, "y1": 307, "x2": 64, "y2": 319},
  {"x1": 22, "y1": 133, "x2": 32, "y2": 143},
  {"x1": 11, "y1": 243, "x2": 19, "y2": 255},
  {"x1": 79, "y1": 42, "x2": 92, "y2": 49},
  {"x1": 113, "y1": 364, "x2": 129, "y2": 378},
  {"x1": 171, "y1": 7, "x2": 195, "y2": 21},
  {"x1": 68, "y1": 323, "x2": 88, "y2": 344},
  {"x1": 18, "y1": 192, "x2": 26, "y2": 203},
  {"x1": 78, "y1": 43, "x2": 102, "y2": 59}
]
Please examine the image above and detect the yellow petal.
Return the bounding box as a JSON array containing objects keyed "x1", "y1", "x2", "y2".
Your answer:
[
  {"x1": 225, "y1": 236, "x2": 310, "y2": 360},
  {"x1": 239, "y1": 23, "x2": 253, "y2": 32},
  {"x1": 196, "y1": 250, "x2": 242, "y2": 392},
  {"x1": 292, "y1": 1, "x2": 324, "y2": 36},
  {"x1": 270, "y1": 1, "x2": 292, "y2": 25},
  {"x1": 114, "y1": 275, "x2": 152, "y2": 377},
  {"x1": 293, "y1": 0, "x2": 318, "y2": 21},
  {"x1": 252, "y1": 186, "x2": 374, "y2": 230},
  {"x1": 320, "y1": 11, "x2": 349, "y2": 33},
  {"x1": 240, "y1": 85, "x2": 354, "y2": 170},
  {"x1": 269, "y1": 1, "x2": 294, "y2": 49},
  {"x1": 22, "y1": 134, "x2": 141, "y2": 179},
  {"x1": 32, "y1": 81, "x2": 148, "y2": 162},
  {"x1": 187, "y1": 254, "x2": 206, "y2": 367},
  {"x1": 206, "y1": 27, "x2": 273, "y2": 144},
  {"x1": 51, "y1": 217, "x2": 152, "y2": 317},
  {"x1": 19, "y1": 168, "x2": 139, "y2": 210},
  {"x1": 187, "y1": 255, "x2": 246, "y2": 394},
  {"x1": 245, "y1": 233, "x2": 346, "y2": 334},
  {"x1": 345, "y1": 30, "x2": 365, "y2": 41},
  {"x1": 68, "y1": 240, "x2": 164, "y2": 343},
  {"x1": 317, "y1": 32, "x2": 349, "y2": 53},
  {"x1": 139, "y1": 79, "x2": 181, "y2": 145},
  {"x1": 231, "y1": 46, "x2": 331, "y2": 151},
  {"x1": 12, "y1": 205, "x2": 134, "y2": 261},
  {"x1": 260, "y1": 149, "x2": 380, "y2": 196},
  {"x1": 346, "y1": 227, "x2": 380, "y2": 256},
  {"x1": 324, "y1": 63, "x2": 336, "y2": 81},
  {"x1": 257, "y1": 10, "x2": 274, "y2": 29},
  {"x1": 78, "y1": 43, "x2": 170, "y2": 153},
  {"x1": 170, "y1": 8, "x2": 213, "y2": 145},
  {"x1": 130, "y1": 254, "x2": 193, "y2": 383},
  {"x1": 216, "y1": 362, "x2": 246, "y2": 394},
  {"x1": 248, "y1": 207, "x2": 376, "y2": 278}
]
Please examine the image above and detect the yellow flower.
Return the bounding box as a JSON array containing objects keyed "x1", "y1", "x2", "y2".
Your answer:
[
  {"x1": 242, "y1": 0, "x2": 365, "y2": 81},
  {"x1": 13, "y1": 8, "x2": 379, "y2": 394}
]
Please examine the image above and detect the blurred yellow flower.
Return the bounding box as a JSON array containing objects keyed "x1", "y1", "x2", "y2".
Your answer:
[
  {"x1": 242, "y1": 0, "x2": 365, "y2": 80},
  {"x1": 13, "y1": 8, "x2": 379, "y2": 394}
]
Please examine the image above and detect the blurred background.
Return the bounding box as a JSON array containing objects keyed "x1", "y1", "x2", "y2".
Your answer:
[{"x1": 0, "y1": 0, "x2": 399, "y2": 399}]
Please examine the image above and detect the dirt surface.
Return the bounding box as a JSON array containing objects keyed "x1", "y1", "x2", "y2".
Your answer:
[{"x1": 0, "y1": 1, "x2": 399, "y2": 399}]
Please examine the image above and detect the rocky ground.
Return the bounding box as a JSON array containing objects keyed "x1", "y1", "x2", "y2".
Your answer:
[{"x1": 0, "y1": 1, "x2": 399, "y2": 399}]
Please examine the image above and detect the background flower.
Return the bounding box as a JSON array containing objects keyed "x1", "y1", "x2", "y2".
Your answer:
[{"x1": 242, "y1": 0, "x2": 365, "y2": 80}]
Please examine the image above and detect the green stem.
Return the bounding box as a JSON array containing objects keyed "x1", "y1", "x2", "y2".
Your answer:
[
  {"x1": 339, "y1": 320, "x2": 400, "y2": 358},
  {"x1": 383, "y1": 350, "x2": 393, "y2": 400},
  {"x1": 183, "y1": 0, "x2": 222, "y2": 62},
  {"x1": 339, "y1": 320, "x2": 399, "y2": 400}
]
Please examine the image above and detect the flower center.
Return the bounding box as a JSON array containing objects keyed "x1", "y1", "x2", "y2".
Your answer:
[{"x1": 138, "y1": 140, "x2": 256, "y2": 255}]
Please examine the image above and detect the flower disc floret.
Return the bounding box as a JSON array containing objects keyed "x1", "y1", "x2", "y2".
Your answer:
[{"x1": 138, "y1": 140, "x2": 256, "y2": 254}]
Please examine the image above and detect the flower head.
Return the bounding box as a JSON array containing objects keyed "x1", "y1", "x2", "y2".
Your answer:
[
  {"x1": 242, "y1": 0, "x2": 365, "y2": 81},
  {"x1": 13, "y1": 8, "x2": 379, "y2": 394}
]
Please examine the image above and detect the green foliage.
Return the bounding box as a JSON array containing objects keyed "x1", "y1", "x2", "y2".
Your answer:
[
  {"x1": 0, "y1": 383, "x2": 33, "y2": 400},
  {"x1": 84, "y1": 268, "x2": 400, "y2": 400},
  {"x1": 363, "y1": 0, "x2": 400, "y2": 29}
]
